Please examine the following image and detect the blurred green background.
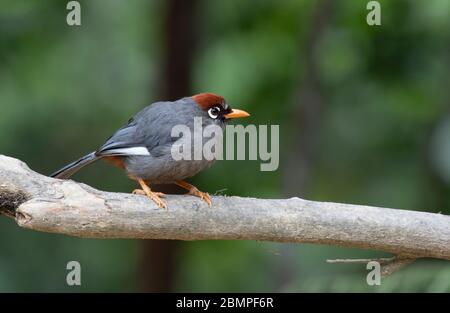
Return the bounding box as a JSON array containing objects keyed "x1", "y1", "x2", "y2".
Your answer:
[{"x1": 1, "y1": 0, "x2": 450, "y2": 292}]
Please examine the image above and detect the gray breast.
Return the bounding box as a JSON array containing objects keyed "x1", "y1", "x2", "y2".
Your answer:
[{"x1": 125, "y1": 155, "x2": 216, "y2": 183}]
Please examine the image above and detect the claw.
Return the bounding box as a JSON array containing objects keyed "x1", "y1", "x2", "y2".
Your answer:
[
  {"x1": 134, "y1": 180, "x2": 167, "y2": 209},
  {"x1": 176, "y1": 180, "x2": 212, "y2": 206},
  {"x1": 189, "y1": 188, "x2": 212, "y2": 206}
]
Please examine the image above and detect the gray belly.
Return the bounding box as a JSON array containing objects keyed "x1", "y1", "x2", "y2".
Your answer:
[
  {"x1": 124, "y1": 120, "x2": 223, "y2": 183},
  {"x1": 124, "y1": 155, "x2": 216, "y2": 183}
]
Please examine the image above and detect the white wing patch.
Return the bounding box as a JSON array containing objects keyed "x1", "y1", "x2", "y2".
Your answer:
[{"x1": 107, "y1": 147, "x2": 150, "y2": 156}]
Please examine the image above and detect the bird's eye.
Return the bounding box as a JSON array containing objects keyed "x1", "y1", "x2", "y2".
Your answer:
[{"x1": 208, "y1": 106, "x2": 221, "y2": 119}]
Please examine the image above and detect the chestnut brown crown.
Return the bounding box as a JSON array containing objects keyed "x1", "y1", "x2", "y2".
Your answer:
[
  {"x1": 192, "y1": 93, "x2": 228, "y2": 111},
  {"x1": 191, "y1": 92, "x2": 250, "y2": 120}
]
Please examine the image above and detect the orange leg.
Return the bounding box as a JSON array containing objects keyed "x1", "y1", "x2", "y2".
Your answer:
[
  {"x1": 176, "y1": 180, "x2": 212, "y2": 206},
  {"x1": 133, "y1": 179, "x2": 167, "y2": 209}
]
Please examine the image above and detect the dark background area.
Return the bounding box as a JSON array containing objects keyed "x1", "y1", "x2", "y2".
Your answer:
[{"x1": 1, "y1": 0, "x2": 449, "y2": 292}]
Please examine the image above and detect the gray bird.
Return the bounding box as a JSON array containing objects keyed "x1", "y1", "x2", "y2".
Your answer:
[{"x1": 51, "y1": 93, "x2": 250, "y2": 208}]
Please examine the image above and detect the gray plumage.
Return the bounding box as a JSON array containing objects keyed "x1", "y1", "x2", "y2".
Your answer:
[{"x1": 51, "y1": 97, "x2": 225, "y2": 183}]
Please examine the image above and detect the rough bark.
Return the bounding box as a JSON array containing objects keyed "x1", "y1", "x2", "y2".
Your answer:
[{"x1": 1, "y1": 155, "x2": 450, "y2": 263}]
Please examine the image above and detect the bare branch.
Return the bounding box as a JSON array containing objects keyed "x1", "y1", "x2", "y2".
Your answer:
[
  {"x1": 327, "y1": 257, "x2": 416, "y2": 277},
  {"x1": 327, "y1": 257, "x2": 397, "y2": 264},
  {"x1": 1, "y1": 155, "x2": 450, "y2": 264},
  {"x1": 380, "y1": 258, "x2": 415, "y2": 277}
]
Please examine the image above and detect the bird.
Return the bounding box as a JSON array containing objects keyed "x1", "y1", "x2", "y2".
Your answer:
[{"x1": 50, "y1": 93, "x2": 250, "y2": 208}]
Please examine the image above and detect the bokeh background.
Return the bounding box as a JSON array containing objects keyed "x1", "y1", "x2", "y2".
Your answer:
[{"x1": 1, "y1": 0, "x2": 450, "y2": 292}]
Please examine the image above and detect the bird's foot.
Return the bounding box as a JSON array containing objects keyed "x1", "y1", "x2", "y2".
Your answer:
[
  {"x1": 176, "y1": 180, "x2": 212, "y2": 206},
  {"x1": 134, "y1": 179, "x2": 167, "y2": 209},
  {"x1": 189, "y1": 188, "x2": 212, "y2": 207}
]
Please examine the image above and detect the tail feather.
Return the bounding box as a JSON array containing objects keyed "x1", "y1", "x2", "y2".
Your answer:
[{"x1": 50, "y1": 152, "x2": 99, "y2": 179}]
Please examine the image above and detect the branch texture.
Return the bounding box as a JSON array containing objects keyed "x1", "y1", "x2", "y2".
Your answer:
[{"x1": 1, "y1": 155, "x2": 450, "y2": 262}]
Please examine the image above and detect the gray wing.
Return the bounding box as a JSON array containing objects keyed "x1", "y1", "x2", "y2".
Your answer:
[
  {"x1": 96, "y1": 100, "x2": 194, "y2": 157},
  {"x1": 97, "y1": 118, "x2": 144, "y2": 155}
]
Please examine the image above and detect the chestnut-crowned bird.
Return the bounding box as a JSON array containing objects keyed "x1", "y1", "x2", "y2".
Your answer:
[{"x1": 50, "y1": 93, "x2": 250, "y2": 208}]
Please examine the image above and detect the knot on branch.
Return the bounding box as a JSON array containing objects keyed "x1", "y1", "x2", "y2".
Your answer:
[{"x1": 0, "y1": 184, "x2": 30, "y2": 218}]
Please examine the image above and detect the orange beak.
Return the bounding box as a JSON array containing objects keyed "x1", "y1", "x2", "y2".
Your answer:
[{"x1": 224, "y1": 109, "x2": 250, "y2": 119}]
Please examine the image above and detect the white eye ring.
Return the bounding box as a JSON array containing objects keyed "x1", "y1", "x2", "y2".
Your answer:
[{"x1": 208, "y1": 107, "x2": 220, "y2": 119}]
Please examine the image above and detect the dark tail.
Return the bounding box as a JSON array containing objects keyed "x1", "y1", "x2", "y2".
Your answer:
[{"x1": 50, "y1": 152, "x2": 100, "y2": 179}]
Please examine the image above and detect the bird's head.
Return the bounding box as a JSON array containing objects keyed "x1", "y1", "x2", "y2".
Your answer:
[{"x1": 192, "y1": 93, "x2": 250, "y2": 122}]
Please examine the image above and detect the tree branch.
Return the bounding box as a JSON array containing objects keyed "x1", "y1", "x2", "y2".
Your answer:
[
  {"x1": 326, "y1": 257, "x2": 416, "y2": 277},
  {"x1": 1, "y1": 155, "x2": 450, "y2": 264}
]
